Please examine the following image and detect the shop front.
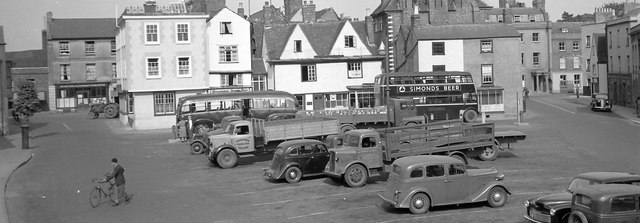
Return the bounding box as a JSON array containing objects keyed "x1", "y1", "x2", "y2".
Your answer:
[{"x1": 54, "y1": 82, "x2": 111, "y2": 109}]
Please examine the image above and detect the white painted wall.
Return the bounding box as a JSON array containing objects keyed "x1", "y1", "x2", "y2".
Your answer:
[
  {"x1": 273, "y1": 60, "x2": 381, "y2": 94},
  {"x1": 127, "y1": 91, "x2": 198, "y2": 130},
  {"x1": 207, "y1": 8, "x2": 252, "y2": 73},
  {"x1": 417, "y1": 40, "x2": 464, "y2": 72},
  {"x1": 329, "y1": 21, "x2": 372, "y2": 57},
  {"x1": 279, "y1": 25, "x2": 318, "y2": 59}
]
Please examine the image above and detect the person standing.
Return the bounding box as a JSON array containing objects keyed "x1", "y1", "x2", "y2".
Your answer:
[
  {"x1": 104, "y1": 158, "x2": 131, "y2": 206},
  {"x1": 636, "y1": 96, "x2": 640, "y2": 117}
]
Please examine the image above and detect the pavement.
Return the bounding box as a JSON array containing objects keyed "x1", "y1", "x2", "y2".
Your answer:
[{"x1": 564, "y1": 94, "x2": 640, "y2": 125}]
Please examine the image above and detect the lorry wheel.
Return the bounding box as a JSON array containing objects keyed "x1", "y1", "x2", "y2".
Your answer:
[
  {"x1": 340, "y1": 124, "x2": 356, "y2": 134},
  {"x1": 409, "y1": 193, "x2": 430, "y2": 214},
  {"x1": 193, "y1": 124, "x2": 210, "y2": 134},
  {"x1": 190, "y1": 142, "x2": 205, "y2": 155},
  {"x1": 487, "y1": 187, "x2": 507, "y2": 207},
  {"x1": 449, "y1": 153, "x2": 467, "y2": 164},
  {"x1": 344, "y1": 164, "x2": 367, "y2": 188},
  {"x1": 284, "y1": 166, "x2": 302, "y2": 183},
  {"x1": 479, "y1": 146, "x2": 498, "y2": 161},
  {"x1": 463, "y1": 109, "x2": 478, "y2": 122},
  {"x1": 568, "y1": 211, "x2": 588, "y2": 223},
  {"x1": 216, "y1": 149, "x2": 238, "y2": 169}
]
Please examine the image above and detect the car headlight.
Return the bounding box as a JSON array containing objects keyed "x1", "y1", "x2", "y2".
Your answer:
[
  {"x1": 495, "y1": 172, "x2": 505, "y2": 181},
  {"x1": 524, "y1": 200, "x2": 529, "y2": 207},
  {"x1": 550, "y1": 208, "x2": 556, "y2": 216}
]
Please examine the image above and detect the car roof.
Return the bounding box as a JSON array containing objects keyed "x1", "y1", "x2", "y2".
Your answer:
[
  {"x1": 575, "y1": 184, "x2": 640, "y2": 198},
  {"x1": 575, "y1": 172, "x2": 640, "y2": 182},
  {"x1": 393, "y1": 155, "x2": 463, "y2": 167},
  {"x1": 277, "y1": 139, "x2": 324, "y2": 149}
]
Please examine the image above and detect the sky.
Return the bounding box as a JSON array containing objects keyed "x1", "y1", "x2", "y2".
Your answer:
[{"x1": 0, "y1": 0, "x2": 627, "y2": 52}]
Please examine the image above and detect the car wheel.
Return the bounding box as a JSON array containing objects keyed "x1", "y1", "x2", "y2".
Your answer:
[
  {"x1": 344, "y1": 164, "x2": 367, "y2": 188},
  {"x1": 284, "y1": 166, "x2": 302, "y2": 183},
  {"x1": 479, "y1": 146, "x2": 498, "y2": 161},
  {"x1": 487, "y1": 187, "x2": 507, "y2": 208},
  {"x1": 190, "y1": 141, "x2": 205, "y2": 155},
  {"x1": 193, "y1": 124, "x2": 210, "y2": 135},
  {"x1": 568, "y1": 211, "x2": 588, "y2": 223},
  {"x1": 409, "y1": 193, "x2": 430, "y2": 214},
  {"x1": 216, "y1": 149, "x2": 238, "y2": 169}
]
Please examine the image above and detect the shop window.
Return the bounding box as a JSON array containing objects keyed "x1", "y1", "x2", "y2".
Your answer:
[{"x1": 154, "y1": 92, "x2": 175, "y2": 115}]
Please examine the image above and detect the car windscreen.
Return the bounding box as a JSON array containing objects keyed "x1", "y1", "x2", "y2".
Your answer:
[
  {"x1": 344, "y1": 134, "x2": 360, "y2": 147},
  {"x1": 568, "y1": 178, "x2": 594, "y2": 193}
]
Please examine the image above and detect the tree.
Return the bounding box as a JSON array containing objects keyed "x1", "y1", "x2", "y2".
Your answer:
[
  {"x1": 558, "y1": 11, "x2": 595, "y2": 22},
  {"x1": 11, "y1": 79, "x2": 39, "y2": 123},
  {"x1": 603, "y1": 2, "x2": 624, "y2": 16}
]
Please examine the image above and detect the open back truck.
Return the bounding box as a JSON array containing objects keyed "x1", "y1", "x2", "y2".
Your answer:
[
  {"x1": 206, "y1": 117, "x2": 339, "y2": 168},
  {"x1": 323, "y1": 119, "x2": 515, "y2": 187}
]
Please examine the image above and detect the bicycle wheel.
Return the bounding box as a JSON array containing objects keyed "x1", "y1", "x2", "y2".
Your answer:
[
  {"x1": 107, "y1": 185, "x2": 117, "y2": 203},
  {"x1": 89, "y1": 187, "x2": 102, "y2": 208}
]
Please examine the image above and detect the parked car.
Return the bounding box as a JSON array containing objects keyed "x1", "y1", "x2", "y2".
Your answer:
[
  {"x1": 524, "y1": 172, "x2": 640, "y2": 223},
  {"x1": 590, "y1": 93, "x2": 612, "y2": 112},
  {"x1": 567, "y1": 184, "x2": 640, "y2": 223},
  {"x1": 378, "y1": 155, "x2": 510, "y2": 214},
  {"x1": 263, "y1": 139, "x2": 331, "y2": 183}
]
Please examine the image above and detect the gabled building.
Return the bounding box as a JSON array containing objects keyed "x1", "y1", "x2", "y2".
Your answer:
[
  {"x1": 550, "y1": 22, "x2": 587, "y2": 94},
  {"x1": 45, "y1": 12, "x2": 117, "y2": 111},
  {"x1": 263, "y1": 20, "x2": 383, "y2": 110},
  {"x1": 207, "y1": 7, "x2": 252, "y2": 92},
  {"x1": 115, "y1": 1, "x2": 209, "y2": 130},
  {"x1": 394, "y1": 22, "x2": 521, "y2": 117}
]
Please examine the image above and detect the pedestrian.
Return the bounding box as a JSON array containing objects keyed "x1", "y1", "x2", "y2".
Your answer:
[
  {"x1": 103, "y1": 158, "x2": 131, "y2": 206},
  {"x1": 636, "y1": 96, "x2": 640, "y2": 117},
  {"x1": 523, "y1": 87, "x2": 529, "y2": 99}
]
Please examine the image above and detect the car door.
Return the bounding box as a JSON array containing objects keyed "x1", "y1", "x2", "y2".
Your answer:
[
  {"x1": 232, "y1": 125, "x2": 254, "y2": 154},
  {"x1": 425, "y1": 164, "x2": 447, "y2": 205},
  {"x1": 298, "y1": 145, "x2": 315, "y2": 174},
  {"x1": 312, "y1": 144, "x2": 330, "y2": 174},
  {"x1": 446, "y1": 164, "x2": 469, "y2": 203}
]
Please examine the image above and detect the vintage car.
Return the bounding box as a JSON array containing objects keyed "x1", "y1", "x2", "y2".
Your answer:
[
  {"x1": 524, "y1": 172, "x2": 640, "y2": 223},
  {"x1": 590, "y1": 93, "x2": 612, "y2": 112},
  {"x1": 263, "y1": 139, "x2": 331, "y2": 183},
  {"x1": 378, "y1": 155, "x2": 510, "y2": 214},
  {"x1": 567, "y1": 184, "x2": 640, "y2": 223}
]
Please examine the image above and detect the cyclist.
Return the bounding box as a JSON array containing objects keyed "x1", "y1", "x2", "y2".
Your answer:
[{"x1": 103, "y1": 158, "x2": 131, "y2": 206}]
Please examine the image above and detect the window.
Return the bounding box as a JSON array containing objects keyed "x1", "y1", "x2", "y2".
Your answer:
[
  {"x1": 617, "y1": 30, "x2": 620, "y2": 48},
  {"x1": 521, "y1": 53, "x2": 524, "y2": 66},
  {"x1": 176, "y1": 23, "x2": 189, "y2": 43},
  {"x1": 432, "y1": 65, "x2": 446, "y2": 71},
  {"x1": 221, "y1": 74, "x2": 243, "y2": 86},
  {"x1": 497, "y1": 14, "x2": 503, "y2": 23},
  {"x1": 59, "y1": 42, "x2": 70, "y2": 56},
  {"x1": 127, "y1": 92, "x2": 134, "y2": 114},
  {"x1": 347, "y1": 62, "x2": 362, "y2": 78},
  {"x1": 559, "y1": 42, "x2": 565, "y2": 51},
  {"x1": 111, "y1": 41, "x2": 116, "y2": 54},
  {"x1": 530, "y1": 14, "x2": 537, "y2": 22},
  {"x1": 177, "y1": 57, "x2": 191, "y2": 77},
  {"x1": 574, "y1": 194, "x2": 592, "y2": 208},
  {"x1": 410, "y1": 167, "x2": 424, "y2": 178},
  {"x1": 344, "y1": 35, "x2": 355, "y2": 48},
  {"x1": 324, "y1": 93, "x2": 348, "y2": 108},
  {"x1": 533, "y1": 52, "x2": 540, "y2": 65},
  {"x1": 301, "y1": 64, "x2": 316, "y2": 82},
  {"x1": 86, "y1": 64, "x2": 96, "y2": 80},
  {"x1": 520, "y1": 33, "x2": 523, "y2": 42},
  {"x1": 219, "y1": 45, "x2": 238, "y2": 62},
  {"x1": 514, "y1": 15, "x2": 521, "y2": 22},
  {"x1": 112, "y1": 63, "x2": 117, "y2": 78},
  {"x1": 481, "y1": 40, "x2": 493, "y2": 53},
  {"x1": 153, "y1": 92, "x2": 175, "y2": 115},
  {"x1": 220, "y1": 22, "x2": 232, "y2": 34},
  {"x1": 146, "y1": 57, "x2": 160, "y2": 78},
  {"x1": 611, "y1": 196, "x2": 636, "y2": 212},
  {"x1": 627, "y1": 28, "x2": 630, "y2": 46},
  {"x1": 560, "y1": 75, "x2": 567, "y2": 87},
  {"x1": 426, "y1": 165, "x2": 445, "y2": 177},
  {"x1": 145, "y1": 23, "x2": 159, "y2": 44},
  {"x1": 560, "y1": 57, "x2": 566, "y2": 69},
  {"x1": 432, "y1": 42, "x2": 445, "y2": 55},
  {"x1": 294, "y1": 40, "x2": 302, "y2": 52},
  {"x1": 289, "y1": 148, "x2": 298, "y2": 156},
  {"x1": 573, "y1": 41, "x2": 579, "y2": 51},
  {"x1": 586, "y1": 35, "x2": 591, "y2": 48},
  {"x1": 574, "y1": 74, "x2": 580, "y2": 84},
  {"x1": 561, "y1": 28, "x2": 568, "y2": 33},
  {"x1": 573, "y1": 57, "x2": 580, "y2": 69},
  {"x1": 586, "y1": 59, "x2": 591, "y2": 72},
  {"x1": 448, "y1": 164, "x2": 465, "y2": 175},
  {"x1": 84, "y1": 41, "x2": 95, "y2": 56},
  {"x1": 532, "y1": 33, "x2": 539, "y2": 42},
  {"x1": 481, "y1": 64, "x2": 493, "y2": 84},
  {"x1": 60, "y1": 64, "x2": 70, "y2": 81},
  {"x1": 252, "y1": 75, "x2": 266, "y2": 91}
]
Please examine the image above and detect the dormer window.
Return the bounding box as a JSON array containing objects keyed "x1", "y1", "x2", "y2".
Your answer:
[
  {"x1": 294, "y1": 40, "x2": 302, "y2": 52},
  {"x1": 561, "y1": 28, "x2": 569, "y2": 33}
]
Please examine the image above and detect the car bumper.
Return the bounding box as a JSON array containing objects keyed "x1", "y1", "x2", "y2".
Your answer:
[
  {"x1": 523, "y1": 214, "x2": 548, "y2": 223},
  {"x1": 323, "y1": 170, "x2": 341, "y2": 178},
  {"x1": 263, "y1": 168, "x2": 278, "y2": 179},
  {"x1": 378, "y1": 194, "x2": 398, "y2": 207}
]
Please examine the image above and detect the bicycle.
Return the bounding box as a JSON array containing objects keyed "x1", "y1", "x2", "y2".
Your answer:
[{"x1": 89, "y1": 177, "x2": 116, "y2": 208}]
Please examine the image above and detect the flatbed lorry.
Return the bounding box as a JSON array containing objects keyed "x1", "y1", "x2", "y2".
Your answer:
[
  {"x1": 323, "y1": 119, "x2": 519, "y2": 187},
  {"x1": 206, "y1": 117, "x2": 340, "y2": 168}
]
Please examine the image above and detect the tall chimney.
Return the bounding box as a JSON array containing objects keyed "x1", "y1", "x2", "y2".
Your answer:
[
  {"x1": 41, "y1": 30, "x2": 47, "y2": 50},
  {"x1": 302, "y1": 1, "x2": 316, "y2": 23},
  {"x1": 264, "y1": 1, "x2": 273, "y2": 26},
  {"x1": 144, "y1": 0, "x2": 157, "y2": 13},
  {"x1": 238, "y1": 2, "x2": 245, "y2": 18}
]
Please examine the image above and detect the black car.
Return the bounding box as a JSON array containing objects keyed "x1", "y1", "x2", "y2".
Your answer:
[
  {"x1": 263, "y1": 139, "x2": 331, "y2": 183},
  {"x1": 590, "y1": 93, "x2": 612, "y2": 112}
]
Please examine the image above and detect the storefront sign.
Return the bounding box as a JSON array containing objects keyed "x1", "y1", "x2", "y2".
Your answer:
[
  {"x1": 58, "y1": 83, "x2": 108, "y2": 89},
  {"x1": 396, "y1": 85, "x2": 461, "y2": 93}
]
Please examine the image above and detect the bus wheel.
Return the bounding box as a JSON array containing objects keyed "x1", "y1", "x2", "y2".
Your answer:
[
  {"x1": 216, "y1": 149, "x2": 238, "y2": 169},
  {"x1": 463, "y1": 109, "x2": 478, "y2": 122},
  {"x1": 193, "y1": 124, "x2": 210, "y2": 134},
  {"x1": 479, "y1": 146, "x2": 498, "y2": 161}
]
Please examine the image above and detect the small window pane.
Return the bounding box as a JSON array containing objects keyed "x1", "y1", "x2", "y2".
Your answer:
[
  {"x1": 410, "y1": 167, "x2": 424, "y2": 178},
  {"x1": 426, "y1": 165, "x2": 445, "y2": 177}
]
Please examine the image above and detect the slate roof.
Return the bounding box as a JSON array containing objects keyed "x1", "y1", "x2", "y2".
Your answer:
[
  {"x1": 551, "y1": 22, "x2": 587, "y2": 34},
  {"x1": 251, "y1": 58, "x2": 267, "y2": 75},
  {"x1": 6, "y1": 49, "x2": 47, "y2": 67},
  {"x1": 372, "y1": 0, "x2": 489, "y2": 15},
  {"x1": 49, "y1": 18, "x2": 117, "y2": 40},
  {"x1": 411, "y1": 24, "x2": 520, "y2": 40},
  {"x1": 316, "y1": 8, "x2": 339, "y2": 21},
  {"x1": 264, "y1": 21, "x2": 375, "y2": 60},
  {"x1": 486, "y1": 7, "x2": 544, "y2": 15},
  {"x1": 248, "y1": 5, "x2": 286, "y2": 23}
]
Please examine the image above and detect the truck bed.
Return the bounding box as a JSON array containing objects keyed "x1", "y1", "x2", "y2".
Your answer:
[
  {"x1": 296, "y1": 108, "x2": 388, "y2": 124},
  {"x1": 253, "y1": 117, "x2": 340, "y2": 142}
]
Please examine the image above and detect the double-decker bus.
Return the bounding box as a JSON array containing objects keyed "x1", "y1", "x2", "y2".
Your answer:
[
  {"x1": 373, "y1": 71, "x2": 479, "y2": 122},
  {"x1": 176, "y1": 91, "x2": 299, "y2": 134}
]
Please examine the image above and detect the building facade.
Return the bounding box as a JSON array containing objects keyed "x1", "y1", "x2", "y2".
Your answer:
[
  {"x1": 263, "y1": 20, "x2": 383, "y2": 110},
  {"x1": 550, "y1": 22, "x2": 586, "y2": 94},
  {"x1": 606, "y1": 10, "x2": 640, "y2": 107},
  {"x1": 582, "y1": 22, "x2": 608, "y2": 94},
  {"x1": 46, "y1": 12, "x2": 117, "y2": 111},
  {"x1": 115, "y1": 1, "x2": 210, "y2": 130}
]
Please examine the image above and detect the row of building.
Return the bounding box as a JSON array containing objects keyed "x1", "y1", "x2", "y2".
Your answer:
[{"x1": 2, "y1": 0, "x2": 639, "y2": 130}]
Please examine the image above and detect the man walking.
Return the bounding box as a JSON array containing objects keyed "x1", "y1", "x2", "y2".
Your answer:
[{"x1": 104, "y1": 158, "x2": 131, "y2": 206}]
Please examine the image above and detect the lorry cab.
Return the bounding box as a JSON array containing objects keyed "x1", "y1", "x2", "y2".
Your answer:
[
  {"x1": 325, "y1": 129, "x2": 384, "y2": 187},
  {"x1": 208, "y1": 120, "x2": 256, "y2": 163}
]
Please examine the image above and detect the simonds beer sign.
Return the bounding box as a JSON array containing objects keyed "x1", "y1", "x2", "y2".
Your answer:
[{"x1": 396, "y1": 85, "x2": 461, "y2": 93}]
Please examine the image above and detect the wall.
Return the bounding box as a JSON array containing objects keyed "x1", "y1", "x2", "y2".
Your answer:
[
  {"x1": 417, "y1": 40, "x2": 464, "y2": 72},
  {"x1": 329, "y1": 22, "x2": 372, "y2": 57},
  {"x1": 279, "y1": 25, "x2": 318, "y2": 59},
  {"x1": 272, "y1": 60, "x2": 381, "y2": 94},
  {"x1": 207, "y1": 8, "x2": 252, "y2": 73}
]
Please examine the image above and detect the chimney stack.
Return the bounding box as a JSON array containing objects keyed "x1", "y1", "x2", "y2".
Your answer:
[
  {"x1": 302, "y1": 1, "x2": 316, "y2": 23},
  {"x1": 365, "y1": 15, "x2": 374, "y2": 45},
  {"x1": 264, "y1": 1, "x2": 273, "y2": 26},
  {"x1": 237, "y1": 2, "x2": 245, "y2": 18},
  {"x1": 144, "y1": 0, "x2": 157, "y2": 13}
]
